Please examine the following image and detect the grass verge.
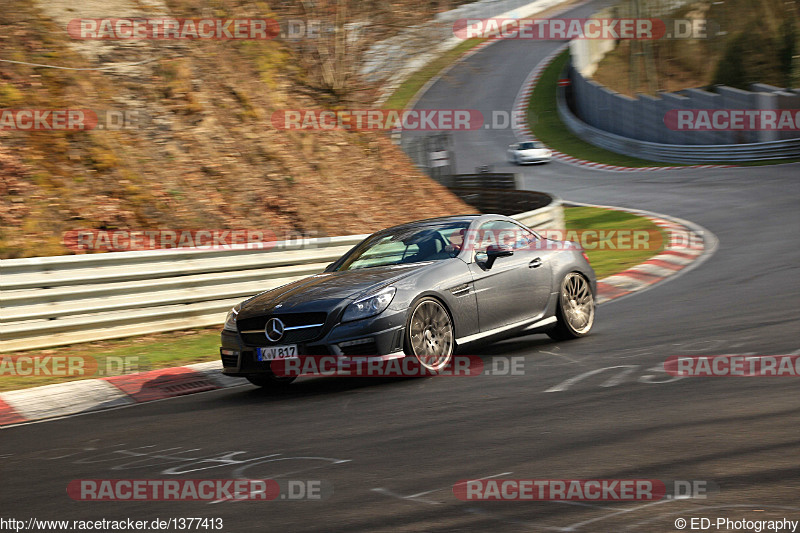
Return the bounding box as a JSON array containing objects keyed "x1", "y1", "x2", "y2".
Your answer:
[
  {"x1": 0, "y1": 207, "x2": 665, "y2": 391},
  {"x1": 0, "y1": 328, "x2": 222, "y2": 392},
  {"x1": 564, "y1": 206, "x2": 665, "y2": 279},
  {"x1": 529, "y1": 50, "x2": 800, "y2": 167}
]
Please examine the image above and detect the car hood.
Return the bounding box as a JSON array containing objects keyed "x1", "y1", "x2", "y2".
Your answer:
[{"x1": 238, "y1": 262, "x2": 432, "y2": 316}]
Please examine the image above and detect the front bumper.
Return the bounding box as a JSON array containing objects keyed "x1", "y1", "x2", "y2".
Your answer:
[
  {"x1": 517, "y1": 156, "x2": 551, "y2": 164},
  {"x1": 220, "y1": 309, "x2": 407, "y2": 376}
]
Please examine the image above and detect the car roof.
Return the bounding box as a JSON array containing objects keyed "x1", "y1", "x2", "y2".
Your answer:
[{"x1": 378, "y1": 214, "x2": 509, "y2": 233}]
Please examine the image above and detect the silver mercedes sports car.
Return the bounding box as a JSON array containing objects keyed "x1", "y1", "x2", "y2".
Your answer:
[{"x1": 220, "y1": 214, "x2": 596, "y2": 387}]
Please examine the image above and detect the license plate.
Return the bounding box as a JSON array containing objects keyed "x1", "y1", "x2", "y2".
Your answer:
[{"x1": 257, "y1": 345, "x2": 298, "y2": 361}]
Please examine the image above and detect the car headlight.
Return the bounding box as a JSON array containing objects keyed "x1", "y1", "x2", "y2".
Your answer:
[
  {"x1": 342, "y1": 287, "x2": 396, "y2": 322},
  {"x1": 223, "y1": 305, "x2": 240, "y2": 332}
]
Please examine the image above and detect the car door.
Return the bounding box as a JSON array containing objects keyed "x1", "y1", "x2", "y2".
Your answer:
[{"x1": 467, "y1": 220, "x2": 552, "y2": 332}]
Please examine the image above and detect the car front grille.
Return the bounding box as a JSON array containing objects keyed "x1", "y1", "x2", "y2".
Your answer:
[{"x1": 238, "y1": 312, "x2": 327, "y2": 347}]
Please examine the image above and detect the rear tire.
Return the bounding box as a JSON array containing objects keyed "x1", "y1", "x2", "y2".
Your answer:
[{"x1": 547, "y1": 272, "x2": 595, "y2": 340}]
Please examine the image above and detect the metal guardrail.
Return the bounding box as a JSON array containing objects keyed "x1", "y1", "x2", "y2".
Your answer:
[
  {"x1": 0, "y1": 192, "x2": 563, "y2": 352},
  {"x1": 557, "y1": 71, "x2": 800, "y2": 163},
  {"x1": 0, "y1": 236, "x2": 365, "y2": 352}
]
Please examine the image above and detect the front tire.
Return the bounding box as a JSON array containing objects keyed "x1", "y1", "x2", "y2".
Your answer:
[
  {"x1": 547, "y1": 272, "x2": 595, "y2": 340},
  {"x1": 404, "y1": 297, "x2": 454, "y2": 372}
]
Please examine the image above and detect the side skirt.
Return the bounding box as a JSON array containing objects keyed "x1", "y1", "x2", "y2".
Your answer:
[{"x1": 455, "y1": 315, "x2": 557, "y2": 346}]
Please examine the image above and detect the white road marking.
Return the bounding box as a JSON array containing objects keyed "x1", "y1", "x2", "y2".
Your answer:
[
  {"x1": 544, "y1": 365, "x2": 639, "y2": 393},
  {"x1": 539, "y1": 349, "x2": 582, "y2": 365},
  {"x1": 560, "y1": 498, "x2": 674, "y2": 531},
  {"x1": 373, "y1": 471, "x2": 513, "y2": 505}
]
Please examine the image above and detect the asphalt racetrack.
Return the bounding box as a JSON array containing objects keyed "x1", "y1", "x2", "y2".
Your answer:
[{"x1": 3, "y1": 1, "x2": 800, "y2": 530}]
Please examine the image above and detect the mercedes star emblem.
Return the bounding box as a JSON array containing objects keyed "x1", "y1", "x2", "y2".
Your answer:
[{"x1": 265, "y1": 318, "x2": 285, "y2": 342}]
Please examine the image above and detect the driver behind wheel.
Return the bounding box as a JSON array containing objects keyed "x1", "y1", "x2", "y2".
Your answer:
[{"x1": 444, "y1": 228, "x2": 466, "y2": 256}]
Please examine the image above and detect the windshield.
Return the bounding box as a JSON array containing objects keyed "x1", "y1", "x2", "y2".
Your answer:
[
  {"x1": 334, "y1": 222, "x2": 471, "y2": 271},
  {"x1": 518, "y1": 141, "x2": 543, "y2": 150}
]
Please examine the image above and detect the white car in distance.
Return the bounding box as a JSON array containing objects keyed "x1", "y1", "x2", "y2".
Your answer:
[{"x1": 508, "y1": 141, "x2": 552, "y2": 164}]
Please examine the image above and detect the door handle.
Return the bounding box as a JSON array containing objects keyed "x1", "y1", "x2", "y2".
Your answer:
[{"x1": 529, "y1": 257, "x2": 542, "y2": 268}]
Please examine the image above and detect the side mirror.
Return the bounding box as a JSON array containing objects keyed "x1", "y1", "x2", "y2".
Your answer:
[
  {"x1": 324, "y1": 262, "x2": 336, "y2": 272},
  {"x1": 479, "y1": 245, "x2": 513, "y2": 269}
]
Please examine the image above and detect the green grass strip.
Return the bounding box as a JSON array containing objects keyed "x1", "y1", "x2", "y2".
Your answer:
[{"x1": 563, "y1": 206, "x2": 666, "y2": 279}]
